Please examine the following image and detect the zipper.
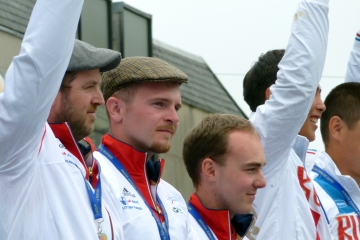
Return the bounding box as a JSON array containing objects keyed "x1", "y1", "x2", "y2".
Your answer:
[
  {"x1": 144, "y1": 153, "x2": 161, "y2": 218},
  {"x1": 88, "y1": 166, "x2": 93, "y2": 183}
]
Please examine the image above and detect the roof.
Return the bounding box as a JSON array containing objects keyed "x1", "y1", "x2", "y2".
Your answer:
[
  {"x1": 0, "y1": 0, "x2": 35, "y2": 37},
  {"x1": 153, "y1": 39, "x2": 246, "y2": 118},
  {"x1": 0, "y1": 1, "x2": 246, "y2": 118}
]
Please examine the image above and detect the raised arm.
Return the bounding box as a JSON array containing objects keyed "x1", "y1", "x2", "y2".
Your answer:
[
  {"x1": 250, "y1": 0, "x2": 329, "y2": 176},
  {"x1": 345, "y1": 30, "x2": 360, "y2": 83},
  {"x1": 0, "y1": 0, "x2": 84, "y2": 169}
]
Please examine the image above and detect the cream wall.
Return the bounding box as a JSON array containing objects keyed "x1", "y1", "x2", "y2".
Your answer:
[{"x1": 0, "y1": 31, "x2": 21, "y2": 76}]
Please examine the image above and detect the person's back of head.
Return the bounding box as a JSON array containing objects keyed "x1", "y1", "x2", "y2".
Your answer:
[
  {"x1": 320, "y1": 82, "x2": 360, "y2": 149},
  {"x1": 243, "y1": 49, "x2": 285, "y2": 112}
]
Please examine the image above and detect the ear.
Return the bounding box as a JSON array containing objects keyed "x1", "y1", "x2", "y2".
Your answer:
[
  {"x1": 328, "y1": 116, "x2": 343, "y2": 142},
  {"x1": 201, "y1": 158, "x2": 217, "y2": 183},
  {"x1": 106, "y1": 96, "x2": 125, "y2": 123},
  {"x1": 265, "y1": 87, "x2": 272, "y2": 100}
]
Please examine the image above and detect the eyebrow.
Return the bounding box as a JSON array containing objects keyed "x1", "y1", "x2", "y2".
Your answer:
[
  {"x1": 245, "y1": 162, "x2": 266, "y2": 167},
  {"x1": 83, "y1": 80, "x2": 99, "y2": 86},
  {"x1": 149, "y1": 97, "x2": 182, "y2": 107}
]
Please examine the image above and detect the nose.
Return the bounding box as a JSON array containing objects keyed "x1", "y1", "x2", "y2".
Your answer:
[
  {"x1": 93, "y1": 87, "x2": 105, "y2": 106},
  {"x1": 254, "y1": 171, "x2": 266, "y2": 189},
  {"x1": 316, "y1": 96, "x2": 326, "y2": 113},
  {"x1": 166, "y1": 106, "x2": 179, "y2": 125}
]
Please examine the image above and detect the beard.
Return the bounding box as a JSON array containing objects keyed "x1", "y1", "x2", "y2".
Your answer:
[
  {"x1": 148, "y1": 125, "x2": 176, "y2": 154},
  {"x1": 149, "y1": 141, "x2": 172, "y2": 154},
  {"x1": 54, "y1": 96, "x2": 96, "y2": 141}
]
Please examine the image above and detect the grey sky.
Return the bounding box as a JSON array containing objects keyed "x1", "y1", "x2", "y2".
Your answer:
[{"x1": 119, "y1": 0, "x2": 360, "y2": 150}]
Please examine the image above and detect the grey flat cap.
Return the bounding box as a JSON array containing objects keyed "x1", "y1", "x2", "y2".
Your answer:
[
  {"x1": 101, "y1": 57, "x2": 188, "y2": 102},
  {"x1": 67, "y1": 39, "x2": 121, "y2": 72}
]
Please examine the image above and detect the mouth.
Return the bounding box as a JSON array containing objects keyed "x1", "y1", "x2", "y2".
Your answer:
[
  {"x1": 247, "y1": 193, "x2": 256, "y2": 196},
  {"x1": 157, "y1": 126, "x2": 176, "y2": 135},
  {"x1": 87, "y1": 112, "x2": 96, "y2": 118},
  {"x1": 309, "y1": 116, "x2": 320, "y2": 124}
]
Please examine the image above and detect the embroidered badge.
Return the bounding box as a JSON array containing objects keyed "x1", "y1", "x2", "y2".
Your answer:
[{"x1": 172, "y1": 207, "x2": 182, "y2": 213}]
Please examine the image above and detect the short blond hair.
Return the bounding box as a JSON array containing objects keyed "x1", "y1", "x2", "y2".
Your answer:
[{"x1": 183, "y1": 113, "x2": 258, "y2": 187}]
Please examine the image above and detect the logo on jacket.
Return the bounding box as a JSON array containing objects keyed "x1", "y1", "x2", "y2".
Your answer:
[
  {"x1": 120, "y1": 189, "x2": 142, "y2": 211},
  {"x1": 335, "y1": 200, "x2": 348, "y2": 208},
  {"x1": 172, "y1": 207, "x2": 182, "y2": 213},
  {"x1": 121, "y1": 197, "x2": 127, "y2": 205},
  {"x1": 122, "y1": 187, "x2": 136, "y2": 198},
  {"x1": 167, "y1": 196, "x2": 176, "y2": 204}
]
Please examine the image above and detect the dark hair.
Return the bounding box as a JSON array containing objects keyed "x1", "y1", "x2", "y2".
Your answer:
[
  {"x1": 60, "y1": 71, "x2": 77, "y2": 92},
  {"x1": 321, "y1": 82, "x2": 360, "y2": 146},
  {"x1": 243, "y1": 49, "x2": 285, "y2": 112},
  {"x1": 182, "y1": 113, "x2": 257, "y2": 187}
]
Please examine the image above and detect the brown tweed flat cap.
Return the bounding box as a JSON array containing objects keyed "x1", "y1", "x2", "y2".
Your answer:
[{"x1": 101, "y1": 57, "x2": 188, "y2": 102}]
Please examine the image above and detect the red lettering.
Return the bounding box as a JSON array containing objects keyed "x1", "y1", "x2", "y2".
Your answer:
[
  {"x1": 350, "y1": 215, "x2": 359, "y2": 240},
  {"x1": 298, "y1": 166, "x2": 311, "y2": 200},
  {"x1": 311, "y1": 209, "x2": 321, "y2": 240},
  {"x1": 337, "y1": 216, "x2": 353, "y2": 240}
]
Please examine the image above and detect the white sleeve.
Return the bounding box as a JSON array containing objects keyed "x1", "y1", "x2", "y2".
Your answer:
[
  {"x1": 250, "y1": 0, "x2": 329, "y2": 177},
  {"x1": 344, "y1": 31, "x2": 360, "y2": 83},
  {"x1": 0, "y1": 0, "x2": 84, "y2": 170}
]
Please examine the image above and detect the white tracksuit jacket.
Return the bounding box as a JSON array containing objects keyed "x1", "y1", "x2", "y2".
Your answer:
[
  {"x1": 0, "y1": 0, "x2": 123, "y2": 239},
  {"x1": 246, "y1": 0, "x2": 333, "y2": 239},
  {"x1": 308, "y1": 31, "x2": 360, "y2": 240},
  {"x1": 94, "y1": 134, "x2": 192, "y2": 240}
]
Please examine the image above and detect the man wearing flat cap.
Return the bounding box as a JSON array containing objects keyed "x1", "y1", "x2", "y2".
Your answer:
[
  {"x1": 94, "y1": 57, "x2": 193, "y2": 239},
  {"x1": 0, "y1": 0, "x2": 123, "y2": 238}
]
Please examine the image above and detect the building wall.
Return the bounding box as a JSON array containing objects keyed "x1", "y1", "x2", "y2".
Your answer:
[
  {"x1": 0, "y1": 31, "x2": 21, "y2": 76},
  {"x1": 0, "y1": 27, "x2": 213, "y2": 202}
]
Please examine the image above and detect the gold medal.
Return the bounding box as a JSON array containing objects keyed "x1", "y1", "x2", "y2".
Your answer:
[{"x1": 98, "y1": 233, "x2": 107, "y2": 240}]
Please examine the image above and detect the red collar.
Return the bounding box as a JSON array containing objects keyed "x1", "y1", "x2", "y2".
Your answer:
[
  {"x1": 49, "y1": 123, "x2": 99, "y2": 187},
  {"x1": 189, "y1": 193, "x2": 237, "y2": 240},
  {"x1": 101, "y1": 134, "x2": 165, "y2": 217}
]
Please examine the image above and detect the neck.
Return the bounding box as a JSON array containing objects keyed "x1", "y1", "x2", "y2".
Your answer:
[
  {"x1": 109, "y1": 129, "x2": 155, "y2": 160},
  {"x1": 195, "y1": 186, "x2": 233, "y2": 218},
  {"x1": 326, "y1": 146, "x2": 360, "y2": 187},
  {"x1": 147, "y1": 152, "x2": 154, "y2": 161}
]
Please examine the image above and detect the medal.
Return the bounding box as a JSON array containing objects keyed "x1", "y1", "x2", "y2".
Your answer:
[
  {"x1": 97, "y1": 218, "x2": 107, "y2": 240},
  {"x1": 98, "y1": 233, "x2": 107, "y2": 240}
]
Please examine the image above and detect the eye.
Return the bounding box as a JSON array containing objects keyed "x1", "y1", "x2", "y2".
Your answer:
[
  {"x1": 154, "y1": 102, "x2": 164, "y2": 107},
  {"x1": 84, "y1": 84, "x2": 94, "y2": 90},
  {"x1": 246, "y1": 168, "x2": 256, "y2": 173}
]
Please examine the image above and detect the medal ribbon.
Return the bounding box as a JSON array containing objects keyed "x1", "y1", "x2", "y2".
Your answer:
[
  {"x1": 313, "y1": 165, "x2": 360, "y2": 218},
  {"x1": 98, "y1": 144, "x2": 170, "y2": 240},
  {"x1": 187, "y1": 202, "x2": 216, "y2": 240}
]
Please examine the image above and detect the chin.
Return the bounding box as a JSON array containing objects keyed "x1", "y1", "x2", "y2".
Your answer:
[{"x1": 307, "y1": 134, "x2": 315, "y2": 142}]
